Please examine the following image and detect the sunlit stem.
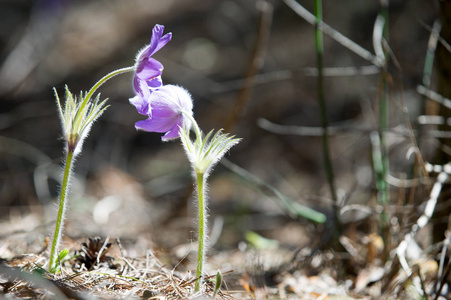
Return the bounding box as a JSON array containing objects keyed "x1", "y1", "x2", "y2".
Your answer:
[
  {"x1": 181, "y1": 110, "x2": 202, "y2": 138},
  {"x1": 49, "y1": 66, "x2": 134, "y2": 273},
  {"x1": 180, "y1": 109, "x2": 207, "y2": 291},
  {"x1": 78, "y1": 66, "x2": 135, "y2": 116},
  {"x1": 194, "y1": 171, "x2": 206, "y2": 292},
  {"x1": 49, "y1": 149, "x2": 74, "y2": 272}
]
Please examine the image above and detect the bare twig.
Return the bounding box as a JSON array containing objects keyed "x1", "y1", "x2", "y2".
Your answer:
[
  {"x1": 302, "y1": 65, "x2": 380, "y2": 77},
  {"x1": 373, "y1": 14, "x2": 386, "y2": 63},
  {"x1": 435, "y1": 255, "x2": 451, "y2": 300},
  {"x1": 417, "y1": 85, "x2": 451, "y2": 109},
  {"x1": 397, "y1": 164, "x2": 449, "y2": 277},
  {"x1": 283, "y1": 0, "x2": 383, "y2": 67},
  {"x1": 313, "y1": 0, "x2": 337, "y2": 204},
  {"x1": 258, "y1": 117, "x2": 451, "y2": 139},
  {"x1": 423, "y1": 20, "x2": 441, "y2": 89},
  {"x1": 373, "y1": 9, "x2": 390, "y2": 213},
  {"x1": 116, "y1": 238, "x2": 137, "y2": 272},
  {"x1": 417, "y1": 17, "x2": 451, "y2": 55},
  {"x1": 96, "y1": 236, "x2": 110, "y2": 265},
  {"x1": 225, "y1": 1, "x2": 273, "y2": 132},
  {"x1": 435, "y1": 230, "x2": 451, "y2": 298},
  {"x1": 211, "y1": 66, "x2": 379, "y2": 94}
]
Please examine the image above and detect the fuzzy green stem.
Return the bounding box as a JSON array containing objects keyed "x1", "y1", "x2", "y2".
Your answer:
[
  {"x1": 78, "y1": 66, "x2": 135, "y2": 115},
  {"x1": 49, "y1": 149, "x2": 74, "y2": 272},
  {"x1": 181, "y1": 110, "x2": 202, "y2": 138},
  {"x1": 49, "y1": 66, "x2": 134, "y2": 273},
  {"x1": 314, "y1": 0, "x2": 337, "y2": 203},
  {"x1": 194, "y1": 171, "x2": 206, "y2": 292}
]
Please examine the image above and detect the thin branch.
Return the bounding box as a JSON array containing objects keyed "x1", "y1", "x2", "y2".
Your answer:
[
  {"x1": 96, "y1": 237, "x2": 110, "y2": 265},
  {"x1": 417, "y1": 17, "x2": 451, "y2": 55},
  {"x1": 116, "y1": 238, "x2": 137, "y2": 272},
  {"x1": 373, "y1": 14, "x2": 386, "y2": 62},
  {"x1": 224, "y1": 1, "x2": 273, "y2": 132},
  {"x1": 417, "y1": 85, "x2": 451, "y2": 110},
  {"x1": 211, "y1": 66, "x2": 379, "y2": 94},
  {"x1": 283, "y1": 0, "x2": 383, "y2": 67},
  {"x1": 314, "y1": 0, "x2": 337, "y2": 204},
  {"x1": 435, "y1": 230, "x2": 451, "y2": 297},
  {"x1": 397, "y1": 167, "x2": 448, "y2": 277},
  {"x1": 258, "y1": 117, "x2": 451, "y2": 139}
]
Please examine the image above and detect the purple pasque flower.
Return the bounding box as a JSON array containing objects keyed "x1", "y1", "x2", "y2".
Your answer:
[
  {"x1": 132, "y1": 24, "x2": 172, "y2": 114},
  {"x1": 131, "y1": 85, "x2": 193, "y2": 141}
]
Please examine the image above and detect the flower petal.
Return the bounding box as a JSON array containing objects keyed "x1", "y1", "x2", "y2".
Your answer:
[
  {"x1": 136, "y1": 57, "x2": 163, "y2": 81},
  {"x1": 129, "y1": 95, "x2": 149, "y2": 116},
  {"x1": 147, "y1": 75, "x2": 163, "y2": 88},
  {"x1": 131, "y1": 24, "x2": 172, "y2": 108},
  {"x1": 133, "y1": 77, "x2": 151, "y2": 106},
  {"x1": 161, "y1": 121, "x2": 183, "y2": 141},
  {"x1": 135, "y1": 116, "x2": 177, "y2": 133},
  {"x1": 151, "y1": 85, "x2": 193, "y2": 112},
  {"x1": 131, "y1": 82, "x2": 194, "y2": 142},
  {"x1": 147, "y1": 25, "x2": 172, "y2": 56}
]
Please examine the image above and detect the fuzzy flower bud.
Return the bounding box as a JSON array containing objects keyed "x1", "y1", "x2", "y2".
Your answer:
[{"x1": 55, "y1": 86, "x2": 108, "y2": 155}]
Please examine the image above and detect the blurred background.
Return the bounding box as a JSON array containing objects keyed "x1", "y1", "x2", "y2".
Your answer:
[{"x1": 0, "y1": 0, "x2": 443, "y2": 287}]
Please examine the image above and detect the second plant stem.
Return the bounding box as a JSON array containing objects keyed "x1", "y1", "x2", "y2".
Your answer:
[
  {"x1": 378, "y1": 4, "x2": 390, "y2": 216},
  {"x1": 314, "y1": 0, "x2": 337, "y2": 203},
  {"x1": 49, "y1": 149, "x2": 74, "y2": 272},
  {"x1": 195, "y1": 171, "x2": 206, "y2": 292}
]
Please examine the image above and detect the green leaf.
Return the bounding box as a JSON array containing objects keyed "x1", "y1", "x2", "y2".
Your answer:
[
  {"x1": 212, "y1": 270, "x2": 222, "y2": 299},
  {"x1": 58, "y1": 248, "x2": 69, "y2": 262},
  {"x1": 49, "y1": 248, "x2": 69, "y2": 274},
  {"x1": 245, "y1": 231, "x2": 279, "y2": 250}
]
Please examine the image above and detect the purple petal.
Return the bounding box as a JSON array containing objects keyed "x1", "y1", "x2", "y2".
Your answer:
[
  {"x1": 135, "y1": 57, "x2": 163, "y2": 81},
  {"x1": 129, "y1": 95, "x2": 149, "y2": 116},
  {"x1": 135, "y1": 116, "x2": 178, "y2": 133},
  {"x1": 149, "y1": 92, "x2": 180, "y2": 117},
  {"x1": 147, "y1": 75, "x2": 163, "y2": 88},
  {"x1": 133, "y1": 77, "x2": 151, "y2": 106},
  {"x1": 161, "y1": 121, "x2": 183, "y2": 141},
  {"x1": 132, "y1": 84, "x2": 193, "y2": 141},
  {"x1": 147, "y1": 25, "x2": 172, "y2": 56},
  {"x1": 150, "y1": 85, "x2": 193, "y2": 112},
  {"x1": 155, "y1": 32, "x2": 172, "y2": 53}
]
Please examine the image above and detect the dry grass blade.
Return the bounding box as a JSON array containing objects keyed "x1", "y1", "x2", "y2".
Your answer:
[{"x1": 0, "y1": 246, "x2": 242, "y2": 300}]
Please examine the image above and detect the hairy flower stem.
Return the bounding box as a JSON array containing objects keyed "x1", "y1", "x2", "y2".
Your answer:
[
  {"x1": 49, "y1": 66, "x2": 134, "y2": 273},
  {"x1": 179, "y1": 110, "x2": 240, "y2": 291},
  {"x1": 49, "y1": 149, "x2": 74, "y2": 272},
  {"x1": 181, "y1": 110, "x2": 202, "y2": 138},
  {"x1": 79, "y1": 66, "x2": 135, "y2": 114},
  {"x1": 194, "y1": 171, "x2": 206, "y2": 292}
]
